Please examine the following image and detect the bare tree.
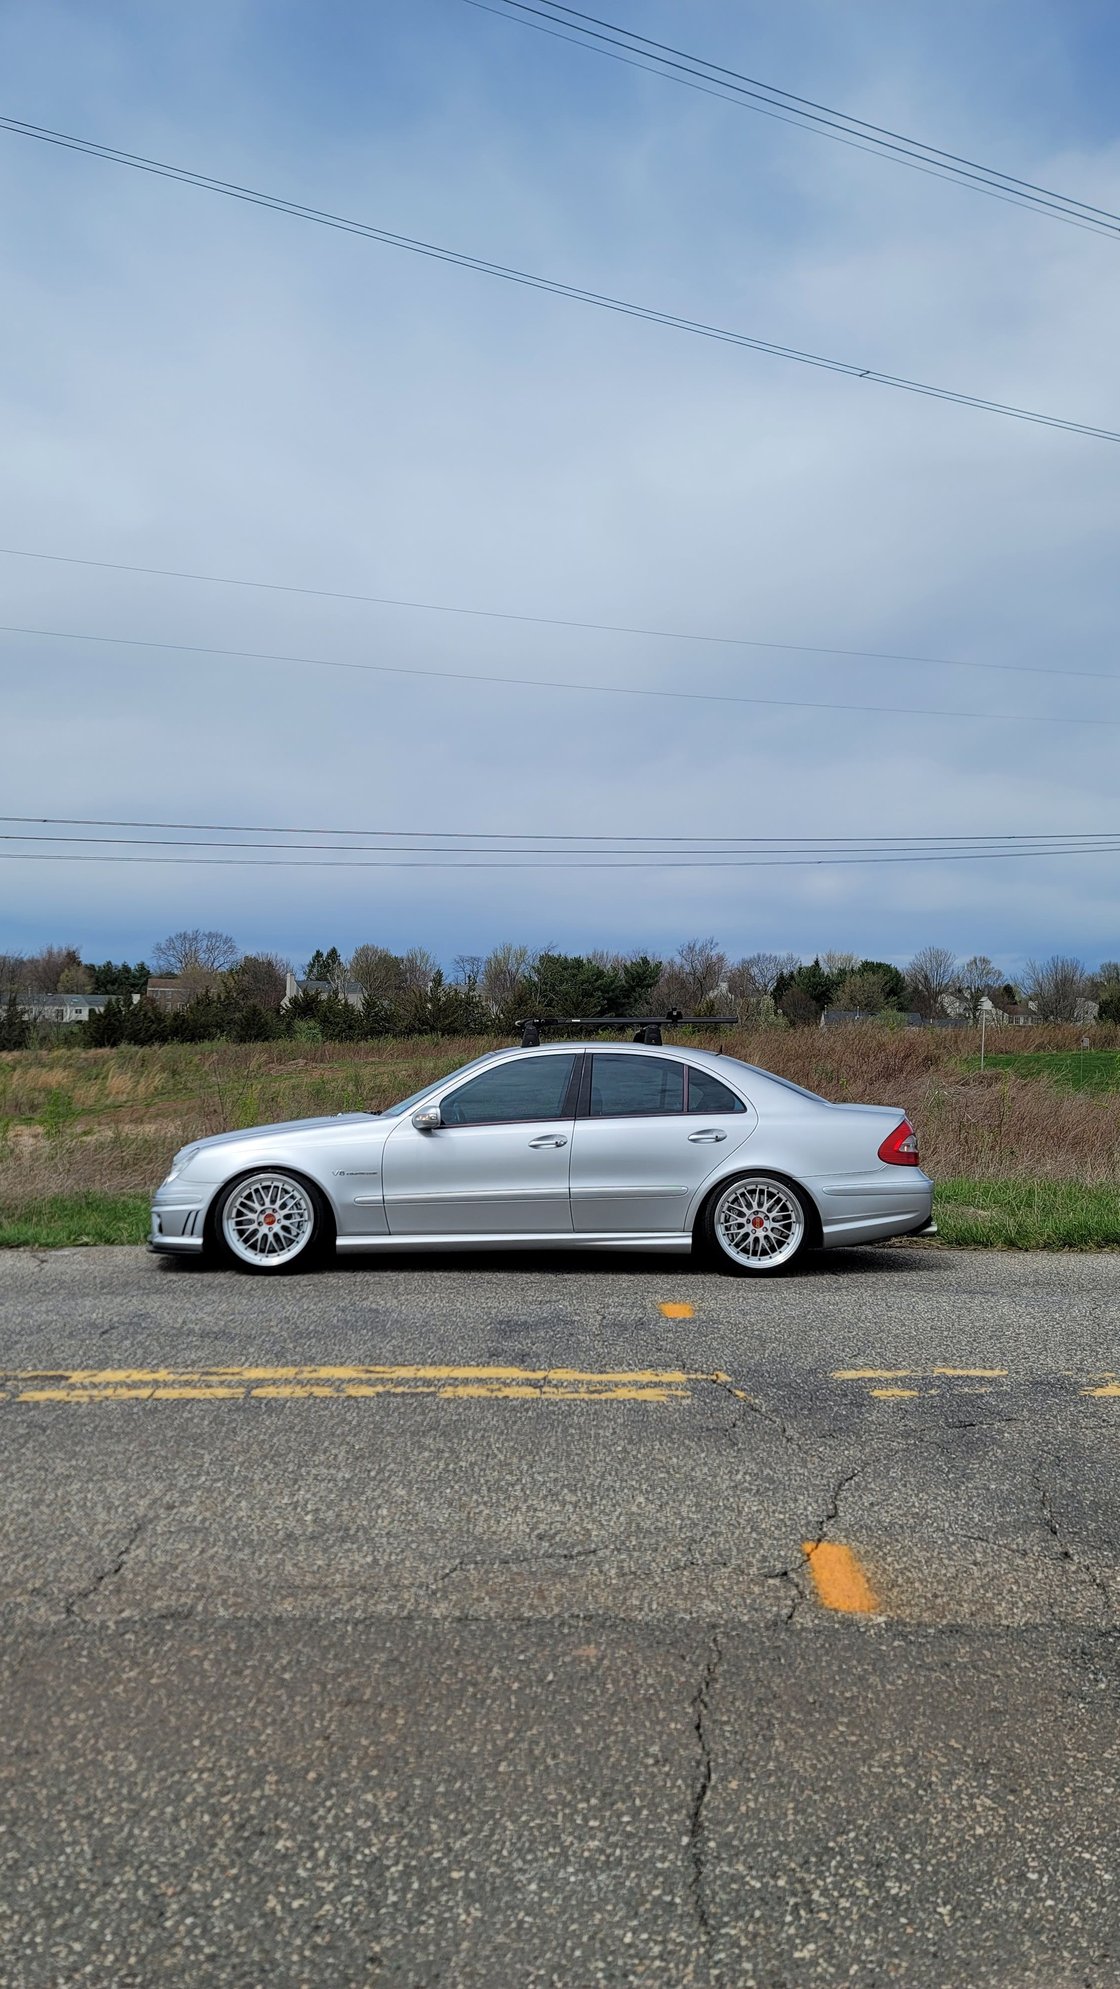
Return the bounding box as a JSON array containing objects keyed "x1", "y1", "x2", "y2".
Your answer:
[
  {"x1": 1024, "y1": 954, "x2": 1087, "y2": 1022},
  {"x1": 0, "y1": 954, "x2": 30, "y2": 999},
  {"x1": 350, "y1": 945, "x2": 405, "y2": 1000},
  {"x1": 657, "y1": 938, "x2": 729, "y2": 1013},
  {"x1": 957, "y1": 955, "x2": 1000, "y2": 1022},
  {"x1": 399, "y1": 946, "x2": 438, "y2": 995},
  {"x1": 232, "y1": 953, "x2": 289, "y2": 1012},
  {"x1": 25, "y1": 944, "x2": 85, "y2": 993},
  {"x1": 725, "y1": 951, "x2": 796, "y2": 1020},
  {"x1": 821, "y1": 950, "x2": 860, "y2": 978},
  {"x1": 907, "y1": 945, "x2": 958, "y2": 1019},
  {"x1": 481, "y1": 942, "x2": 534, "y2": 1013},
  {"x1": 153, "y1": 929, "x2": 239, "y2": 979},
  {"x1": 453, "y1": 953, "x2": 484, "y2": 992}
]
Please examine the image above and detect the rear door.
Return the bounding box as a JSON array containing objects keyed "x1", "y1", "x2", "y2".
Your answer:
[
  {"x1": 569, "y1": 1054, "x2": 756, "y2": 1235},
  {"x1": 381, "y1": 1052, "x2": 579, "y2": 1235}
]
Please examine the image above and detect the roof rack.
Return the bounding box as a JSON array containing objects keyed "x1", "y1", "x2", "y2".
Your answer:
[{"x1": 514, "y1": 1013, "x2": 736, "y2": 1049}]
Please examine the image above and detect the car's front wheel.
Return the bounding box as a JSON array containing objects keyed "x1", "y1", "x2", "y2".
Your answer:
[
  {"x1": 702, "y1": 1172, "x2": 812, "y2": 1275},
  {"x1": 214, "y1": 1169, "x2": 329, "y2": 1273}
]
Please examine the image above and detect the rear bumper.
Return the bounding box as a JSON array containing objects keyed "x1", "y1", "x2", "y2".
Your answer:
[{"x1": 814, "y1": 1169, "x2": 934, "y2": 1249}]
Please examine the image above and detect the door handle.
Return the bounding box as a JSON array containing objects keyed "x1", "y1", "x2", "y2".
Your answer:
[
  {"x1": 688, "y1": 1129, "x2": 727, "y2": 1143},
  {"x1": 529, "y1": 1134, "x2": 568, "y2": 1148}
]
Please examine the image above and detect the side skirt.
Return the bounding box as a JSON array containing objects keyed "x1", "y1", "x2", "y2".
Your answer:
[{"x1": 334, "y1": 1231, "x2": 694, "y2": 1254}]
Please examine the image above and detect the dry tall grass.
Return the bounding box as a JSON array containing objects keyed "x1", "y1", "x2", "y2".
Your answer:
[{"x1": 2, "y1": 1025, "x2": 1119, "y2": 1203}]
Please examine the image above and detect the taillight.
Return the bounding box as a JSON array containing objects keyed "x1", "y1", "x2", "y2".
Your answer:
[{"x1": 878, "y1": 1119, "x2": 920, "y2": 1167}]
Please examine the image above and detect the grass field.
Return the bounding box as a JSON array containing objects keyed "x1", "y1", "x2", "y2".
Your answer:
[
  {"x1": 972, "y1": 1050, "x2": 1120, "y2": 1093},
  {"x1": 2, "y1": 1026, "x2": 1119, "y2": 1249}
]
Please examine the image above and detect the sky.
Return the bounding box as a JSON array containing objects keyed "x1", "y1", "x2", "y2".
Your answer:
[{"x1": 2, "y1": 0, "x2": 1119, "y2": 980}]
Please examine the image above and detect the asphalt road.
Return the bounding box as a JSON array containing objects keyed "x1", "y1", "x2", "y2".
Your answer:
[{"x1": 3, "y1": 1242, "x2": 1120, "y2": 1987}]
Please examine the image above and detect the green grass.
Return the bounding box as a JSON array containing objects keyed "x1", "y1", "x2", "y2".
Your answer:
[
  {"x1": 970, "y1": 1049, "x2": 1120, "y2": 1093},
  {"x1": 0, "y1": 1192, "x2": 150, "y2": 1247},
  {"x1": 934, "y1": 1178, "x2": 1120, "y2": 1249},
  {"x1": 2, "y1": 1182, "x2": 1119, "y2": 1251}
]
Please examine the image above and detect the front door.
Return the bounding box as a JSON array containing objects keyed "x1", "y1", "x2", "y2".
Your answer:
[
  {"x1": 381, "y1": 1052, "x2": 579, "y2": 1235},
  {"x1": 569, "y1": 1054, "x2": 756, "y2": 1234}
]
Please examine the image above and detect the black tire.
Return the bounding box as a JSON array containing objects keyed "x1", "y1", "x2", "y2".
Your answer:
[
  {"x1": 211, "y1": 1168, "x2": 332, "y2": 1275},
  {"x1": 700, "y1": 1171, "x2": 814, "y2": 1276}
]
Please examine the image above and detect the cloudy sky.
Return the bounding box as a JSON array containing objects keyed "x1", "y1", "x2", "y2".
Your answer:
[{"x1": 2, "y1": 0, "x2": 1119, "y2": 979}]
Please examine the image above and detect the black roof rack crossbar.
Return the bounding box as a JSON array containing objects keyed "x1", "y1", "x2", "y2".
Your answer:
[{"x1": 515, "y1": 1013, "x2": 736, "y2": 1048}]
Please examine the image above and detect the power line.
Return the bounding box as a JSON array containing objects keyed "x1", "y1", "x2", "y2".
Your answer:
[
  {"x1": 2, "y1": 545, "x2": 1117, "y2": 689},
  {"x1": 2, "y1": 817, "x2": 1120, "y2": 870},
  {"x1": 1, "y1": 113, "x2": 1116, "y2": 441},
  {"x1": 470, "y1": 0, "x2": 1120, "y2": 241},
  {"x1": 3, "y1": 842, "x2": 1120, "y2": 871},
  {"x1": 8, "y1": 831, "x2": 1120, "y2": 859},
  {"x1": 2, "y1": 620, "x2": 1119, "y2": 731},
  {"x1": 6, "y1": 814, "x2": 1118, "y2": 846}
]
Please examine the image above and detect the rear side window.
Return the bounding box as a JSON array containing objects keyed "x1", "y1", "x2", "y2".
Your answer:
[
  {"x1": 590, "y1": 1055, "x2": 684, "y2": 1117},
  {"x1": 686, "y1": 1066, "x2": 747, "y2": 1113},
  {"x1": 441, "y1": 1054, "x2": 577, "y2": 1125}
]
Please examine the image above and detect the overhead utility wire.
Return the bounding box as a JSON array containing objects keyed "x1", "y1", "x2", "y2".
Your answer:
[
  {"x1": 5, "y1": 844, "x2": 1120, "y2": 872},
  {"x1": 8, "y1": 832, "x2": 1120, "y2": 859},
  {"x1": 0, "y1": 115, "x2": 1115, "y2": 441},
  {"x1": 472, "y1": 0, "x2": 1120, "y2": 240},
  {"x1": 6, "y1": 815, "x2": 1116, "y2": 847},
  {"x1": 2, "y1": 621, "x2": 1118, "y2": 731},
  {"x1": 2, "y1": 546, "x2": 1116, "y2": 688}
]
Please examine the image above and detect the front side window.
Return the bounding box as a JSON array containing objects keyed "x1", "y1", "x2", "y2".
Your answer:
[
  {"x1": 686, "y1": 1066, "x2": 747, "y2": 1114},
  {"x1": 589, "y1": 1055, "x2": 685, "y2": 1118},
  {"x1": 440, "y1": 1054, "x2": 577, "y2": 1126}
]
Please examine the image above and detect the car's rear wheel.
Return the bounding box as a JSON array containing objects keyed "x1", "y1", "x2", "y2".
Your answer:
[
  {"x1": 702, "y1": 1172, "x2": 811, "y2": 1275},
  {"x1": 214, "y1": 1169, "x2": 329, "y2": 1273}
]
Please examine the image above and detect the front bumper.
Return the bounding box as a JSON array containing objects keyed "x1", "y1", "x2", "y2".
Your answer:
[{"x1": 150, "y1": 1183, "x2": 207, "y2": 1253}]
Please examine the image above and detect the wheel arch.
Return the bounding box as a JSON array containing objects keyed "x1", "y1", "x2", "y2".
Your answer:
[
  {"x1": 203, "y1": 1162, "x2": 339, "y2": 1253},
  {"x1": 692, "y1": 1164, "x2": 823, "y2": 1251}
]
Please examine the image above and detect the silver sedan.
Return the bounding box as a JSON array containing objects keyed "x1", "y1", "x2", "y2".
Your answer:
[{"x1": 150, "y1": 1042, "x2": 935, "y2": 1276}]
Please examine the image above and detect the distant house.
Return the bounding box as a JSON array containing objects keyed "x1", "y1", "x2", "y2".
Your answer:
[
  {"x1": 17, "y1": 991, "x2": 123, "y2": 1025},
  {"x1": 283, "y1": 973, "x2": 366, "y2": 1011},
  {"x1": 145, "y1": 976, "x2": 194, "y2": 1010}
]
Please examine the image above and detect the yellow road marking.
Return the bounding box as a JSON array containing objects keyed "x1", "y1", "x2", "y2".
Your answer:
[
  {"x1": 1083, "y1": 1382, "x2": 1120, "y2": 1398},
  {"x1": 802, "y1": 1541, "x2": 879, "y2": 1614},
  {"x1": 931, "y1": 1366, "x2": 1007, "y2": 1378},
  {"x1": 832, "y1": 1368, "x2": 914, "y2": 1381},
  {"x1": 659, "y1": 1303, "x2": 694, "y2": 1319},
  {"x1": 0, "y1": 1362, "x2": 726, "y2": 1406},
  {"x1": 870, "y1": 1387, "x2": 921, "y2": 1399}
]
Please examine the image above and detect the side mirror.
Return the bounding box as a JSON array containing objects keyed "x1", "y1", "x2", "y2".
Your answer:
[{"x1": 411, "y1": 1105, "x2": 442, "y2": 1131}]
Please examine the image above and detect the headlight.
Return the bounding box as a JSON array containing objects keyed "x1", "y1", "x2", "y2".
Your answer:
[{"x1": 165, "y1": 1144, "x2": 198, "y2": 1182}]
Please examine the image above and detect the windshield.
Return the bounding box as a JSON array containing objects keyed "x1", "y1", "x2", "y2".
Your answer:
[{"x1": 379, "y1": 1054, "x2": 503, "y2": 1116}]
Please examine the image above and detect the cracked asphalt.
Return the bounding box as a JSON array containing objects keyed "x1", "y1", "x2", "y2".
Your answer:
[{"x1": 3, "y1": 1242, "x2": 1120, "y2": 1986}]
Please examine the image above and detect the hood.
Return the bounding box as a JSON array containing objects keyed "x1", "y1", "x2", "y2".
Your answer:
[{"x1": 180, "y1": 1112, "x2": 379, "y2": 1159}]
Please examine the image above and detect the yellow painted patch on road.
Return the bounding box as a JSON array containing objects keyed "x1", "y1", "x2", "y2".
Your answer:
[
  {"x1": 870, "y1": 1387, "x2": 921, "y2": 1400},
  {"x1": 931, "y1": 1366, "x2": 1007, "y2": 1378},
  {"x1": 659, "y1": 1302, "x2": 695, "y2": 1319},
  {"x1": 802, "y1": 1540, "x2": 879, "y2": 1614},
  {"x1": 0, "y1": 1362, "x2": 730, "y2": 1407},
  {"x1": 1083, "y1": 1380, "x2": 1120, "y2": 1398}
]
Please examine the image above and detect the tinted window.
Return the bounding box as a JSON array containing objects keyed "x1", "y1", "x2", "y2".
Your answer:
[
  {"x1": 441, "y1": 1054, "x2": 577, "y2": 1126},
  {"x1": 590, "y1": 1055, "x2": 684, "y2": 1117},
  {"x1": 687, "y1": 1066, "x2": 747, "y2": 1114}
]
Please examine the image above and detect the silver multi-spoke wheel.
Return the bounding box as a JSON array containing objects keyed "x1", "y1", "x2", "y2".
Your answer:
[
  {"x1": 710, "y1": 1174, "x2": 807, "y2": 1273},
  {"x1": 219, "y1": 1172, "x2": 318, "y2": 1270}
]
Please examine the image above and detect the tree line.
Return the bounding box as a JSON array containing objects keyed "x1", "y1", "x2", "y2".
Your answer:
[{"x1": 1, "y1": 931, "x2": 1118, "y2": 1051}]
